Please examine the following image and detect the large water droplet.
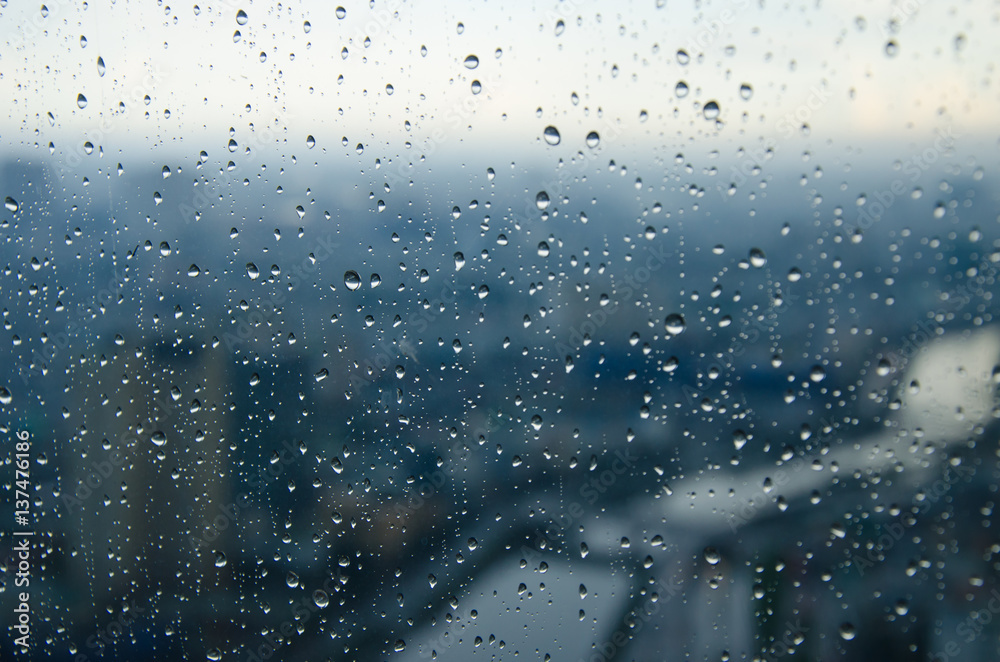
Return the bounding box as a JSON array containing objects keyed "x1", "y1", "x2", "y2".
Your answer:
[
  {"x1": 344, "y1": 270, "x2": 362, "y2": 290},
  {"x1": 665, "y1": 313, "x2": 686, "y2": 335},
  {"x1": 675, "y1": 81, "x2": 689, "y2": 98},
  {"x1": 76, "y1": 94, "x2": 88, "y2": 109},
  {"x1": 463, "y1": 54, "x2": 479, "y2": 69},
  {"x1": 454, "y1": 252, "x2": 465, "y2": 271},
  {"x1": 585, "y1": 131, "x2": 600, "y2": 148},
  {"x1": 246, "y1": 262, "x2": 260, "y2": 280},
  {"x1": 543, "y1": 126, "x2": 561, "y2": 145},
  {"x1": 236, "y1": 9, "x2": 248, "y2": 25},
  {"x1": 150, "y1": 431, "x2": 167, "y2": 447},
  {"x1": 535, "y1": 191, "x2": 550, "y2": 210},
  {"x1": 703, "y1": 101, "x2": 721, "y2": 120},
  {"x1": 313, "y1": 590, "x2": 329, "y2": 608},
  {"x1": 97, "y1": 56, "x2": 106, "y2": 76},
  {"x1": 839, "y1": 623, "x2": 856, "y2": 640},
  {"x1": 4, "y1": 197, "x2": 19, "y2": 212},
  {"x1": 749, "y1": 247, "x2": 766, "y2": 267}
]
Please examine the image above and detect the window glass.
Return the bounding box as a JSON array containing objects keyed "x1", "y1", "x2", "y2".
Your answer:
[{"x1": 2, "y1": 1, "x2": 998, "y2": 661}]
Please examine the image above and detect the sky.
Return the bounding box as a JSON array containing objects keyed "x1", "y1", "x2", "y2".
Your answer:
[{"x1": 0, "y1": 0, "x2": 996, "y2": 172}]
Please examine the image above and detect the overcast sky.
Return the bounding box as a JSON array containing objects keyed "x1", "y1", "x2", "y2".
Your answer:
[{"x1": 0, "y1": 0, "x2": 994, "y2": 170}]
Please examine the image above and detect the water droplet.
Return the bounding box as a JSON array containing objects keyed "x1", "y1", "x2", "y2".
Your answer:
[
  {"x1": 76, "y1": 94, "x2": 87, "y2": 109},
  {"x1": 704, "y1": 547, "x2": 721, "y2": 565},
  {"x1": 703, "y1": 101, "x2": 721, "y2": 120},
  {"x1": 303, "y1": 20, "x2": 311, "y2": 33},
  {"x1": 336, "y1": 6, "x2": 347, "y2": 19},
  {"x1": 97, "y1": 56, "x2": 106, "y2": 76},
  {"x1": 215, "y1": 552, "x2": 227, "y2": 567},
  {"x1": 733, "y1": 430, "x2": 747, "y2": 450},
  {"x1": 749, "y1": 248, "x2": 767, "y2": 267},
  {"x1": 0, "y1": 387, "x2": 12, "y2": 405},
  {"x1": 585, "y1": 131, "x2": 600, "y2": 148},
  {"x1": 665, "y1": 313, "x2": 686, "y2": 335},
  {"x1": 286, "y1": 571, "x2": 299, "y2": 588},
  {"x1": 676, "y1": 49, "x2": 690, "y2": 64},
  {"x1": 207, "y1": 649, "x2": 222, "y2": 661},
  {"x1": 150, "y1": 431, "x2": 167, "y2": 447},
  {"x1": 344, "y1": 270, "x2": 362, "y2": 290},
  {"x1": 188, "y1": 264, "x2": 201, "y2": 277},
  {"x1": 313, "y1": 590, "x2": 329, "y2": 608},
  {"x1": 246, "y1": 263, "x2": 260, "y2": 280},
  {"x1": 158, "y1": 241, "x2": 171, "y2": 256},
  {"x1": 535, "y1": 191, "x2": 550, "y2": 210},
  {"x1": 674, "y1": 81, "x2": 689, "y2": 98},
  {"x1": 831, "y1": 522, "x2": 846, "y2": 539},
  {"x1": 454, "y1": 252, "x2": 465, "y2": 271},
  {"x1": 306, "y1": 135, "x2": 315, "y2": 148},
  {"x1": 227, "y1": 138, "x2": 238, "y2": 153},
  {"x1": 885, "y1": 40, "x2": 898, "y2": 57},
  {"x1": 370, "y1": 273, "x2": 381, "y2": 288},
  {"x1": 235, "y1": 9, "x2": 248, "y2": 25},
  {"x1": 543, "y1": 125, "x2": 561, "y2": 145},
  {"x1": 463, "y1": 54, "x2": 479, "y2": 69},
  {"x1": 839, "y1": 623, "x2": 856, "y2": 640},
  {"x1": 555, "y1": 19, "x2": 565, "y2": 36},
  {"x1": 809, "y1": 365, "x2": 826, "y2": 382},
  {"x1": 537, "y1": 242, "x2": 550, "y2": 257},
  {"x1": 478, "y1": 284, "x2": 489, "y2": 299},
  {"x1": 739, "y1": 83, "x2": 753, "y2": 100},
  {"x1": 4, "y1": 197, "x2": 19, "y2": 212}
]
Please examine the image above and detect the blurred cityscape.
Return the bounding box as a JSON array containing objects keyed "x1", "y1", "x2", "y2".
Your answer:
[{"x1": 1, "y1": 145, "x2": 999, "y2": 662}]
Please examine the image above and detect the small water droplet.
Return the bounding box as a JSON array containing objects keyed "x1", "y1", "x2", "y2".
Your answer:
[
  {"x1": 839, "y1": 623, "x2": 856, "y2": 640},
  {"x1": 704, "y1": 547, "x2": 721, "y2": 565},
  {"x1": 215, "y1": 552, "x2": 227, "y2": 567},
  {"x1": 454, "y1": 252, "x2": 466, "y2": 271},
  {"x1": 675, "y1": 81, "x2": 689, "y2": 98},
  {"x1": 739, "y1": 83, "x2": 753, "y2": 100},
  {"x1": 336, "y1": 6, "x2": 347, "y2": 19},
  {"x1": 535, "y1": 191, "x2": 550, "y2": 210},
  {"x1": 286, "y1": 571, "x2": 299, "y2": 588},
  {"x1": 97, "y1": 56, "x2": 106, "y2": 76},
  {"x1": 188, "y1": 264, "x2": 201, "y2": 277}
]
